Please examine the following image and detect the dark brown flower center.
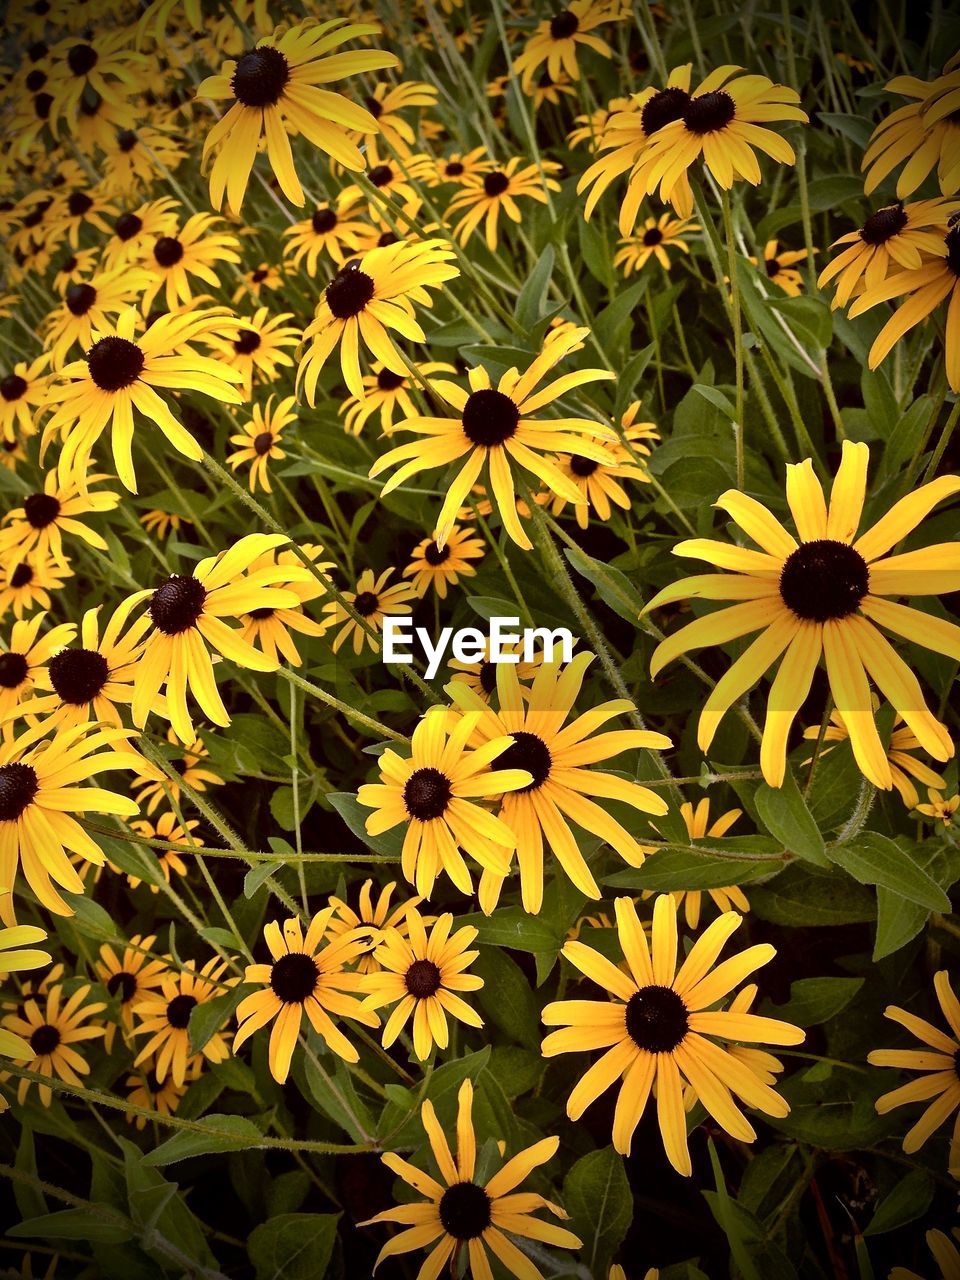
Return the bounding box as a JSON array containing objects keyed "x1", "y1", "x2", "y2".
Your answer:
[
  {"x1": 625, "y1": 984, "x2": 689, "y2": 1052},
  {"x1": 87, "y1": 335, "x2": 145, "y2": 391},
  {"x1": 682, "y1": 90, "x2": 736, "y2": 134},
  {"x1": 25, "y1": 69, "x2": 46, "y2": 92},
  {"x1": 404, "y1": 958, "x2": 442, "y2": 998},
  {"x1": 765, "y1": 258, "x2": 781, "y2": 277},
  {"x1": 353, "y1": 590, "x2": 379, "y2": 616},
  {"x1": 66, "y1": 282, "x2": 97, "y2": 315},
  {"x1": 377, "y1": 367, "x2": 405, "y2": 391},
  {"x1": 423, "y1": 541, "x2": 450, "y2": 566},
  {"x1": 377, "y1": 231, "x2": 398, "y2": 246},
  {"x1": 641, "y1": 85, "x2": 690, "y2": 135},
  {"x1": 153, "y1": 236, "x2": 184, "y2": 267},
  {"x1": 364, "y1": 95, "x2": 383, "y2": 118},
  {"x1": 107, "y1": 970, "x2": 138, "y2": 1002},
  {"x1": 496, "y1": 730, "x2": 551, "y2": 791},
  {"x1": 312, "y1": 208, "x2": 337, "y2": 234},
  {"x1": 0, "y1": 375, "x2": 27, "y2": 402},
  {"x1": 860, "y1": 203, "x2": 909, "y2": 245},
  {"x1": 270, "y1": 951, "x2": 320, "y2": 1003},
  {"x1": 30, "y1": 1023, "x2": 60, "y2": 1055},
  {"x1": 114, "y1": 211, "x2": 143, "y2": 241},
  {"x1": 570, "y1": 455, "x2": 599, "y2": 477},
  {"x1": 24, "y1": 492, "x2": 60, "y2": 528},
  {"x1": 48, "y1": 647, "x2": 110, "y2": 704},
  {"x1": 10, "y1": 564, "x2": 33, "y2": 588},
  {"x1": 445, "y1": 161, "x2": 464, "y2": 177},
  {"x1": 232, "y1": 45, "x2": 290, "y2": 108},
  {"x1": 67, "y1": 191, "x2": 92, "y2": 217},
  {"x1": 326, "y1": 263, "x2": 375, "y2": 319},
  {"x1": 0, "y1": 762, "x2": 39, "y2": 821},
  {"x1": 253, "y1": 430, "x2": 274, "y2": 455},
  {"x1": 0, "y1": 652, "x2": 28, "y2": 688},
  {"x1": 150, "y1": 575, "x2": 207, "y2": 634},
  {"x1": 33, "y1": 91, "x2": 53, "y2": 119},
  {"x1": 165, "y1": 993, "x2": 197, "y2": 1029},
  {"x1": 234, "y1": 329, "x2": 262, "y2": 354},
  {"x1": 483, "y1": 171, "x2": 510, "y2": 198},
  {"x1": 550, "y1": 8, "x2": 579, "y2": 38},
  {"x1": 67, "y1": 43, "x2": 98, "y2": 76},
  {"x1": 438, "y1": 1182, "x2": 492, "y2": 1239},
  {"x1": 462, "y1": 388, "x2": 520, "y2": 447},
  {"x1": 479, "y1": 660, "x2": 497, "y2": 695},
  {"x1": 779, "y1": 539, "x2": 869, "y2": 621},
  {"x1": 59, "y1": 255, "x2": 78, "y2": 274},
  {"x1": 368, "y1": 164, "x2": 393, "y2": 188},
  {"x1": 403, "y1": 766, "x2": 453, "y2": 820},
  {"x1": 251, "y1": 268, "x2": 269, "y2": 283},
  {"x1": 643, "y1": 226, "x2": 663, "y2": 246},
  {"x1": 117, "y1": 129, "x2": 138, "y2": 152},
  {"x1": 946, "y1": 224, "x2": 960, "y2": 277}
]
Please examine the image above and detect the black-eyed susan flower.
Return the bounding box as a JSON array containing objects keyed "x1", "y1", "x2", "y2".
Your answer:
[
  {"x1": 139, "y1": 212, "x2": 241, "y2": 313},
  {"x1": 447, "y1": 651, "x2": 671, "y2": 913},
  {"x1": 2, "y1": 982, "x2": 105, "y2": 1106},
  {"x1": 49, "y1": 185, "x2": 118, "y2": 248},
  {"x1": 430, "y1": 146, "x2": 494, "y2": 187},
  {"x1": 132, "y1": 728, "x2": 223, "y2": 816},
  {"x1": 644, "y1": 442, "x2": 960, "y2": 790},
  {"x1": 127, "y1": 812, "x2": 202, "y2": 891},
  {"x1": 530, "y1": 69, "x2": 578, "y2": 109},
  {"x1": 0, "y1": 472, "x2": 119, "y2": 568},
  {"x1": 361, "y1": 1077, "x2": 580, "y2": 1276},
  {"x1": 641, "y1": 798, "x2": 748, "y2": 929},
  {"x1": 95, "y1": 933, "x2": 166, "y2": 1042},
  {"x1": 139, "y1": 508, "x2": 190, "y2": 540},
  {"x1": 124, "y1": 533, "x2": 310, "y2": 743},
  {"x1": 227, "y1": 394, "x2": 294, "y2": 493},
  {"x1": 231, "y1": 261, "x2": 283, "y2": 304},
  {"x1": 361, "y1": 907, "x2": 483, "y2": 1060},
  {"x1": 749, "y1": 239, "x2": 809, "y2": 296},
  {"x1": 371, "y1": 325, "x2": 616, "y2": 550},
  {"x1": 322, "y1": 567, "x2": 416, "y2": 657},
  {"x1": 403, "y1": 525, "x2": 485, "y2": 599},
  {"x1": 0, "y1": 354, "x2": 48, "y2": 442},
  {"x1": 327, "y1": 879, "x2": 423, "y2": 975},
  {"x1": 0, "y1": 613, "x2": 76, "y2": 725},
  {"x1": 0, "y1": 721, "x2": 139, "y2": 924},
  {"x1": 869, "y1": 971, "x2": 960, "y2": 1175},
  {"x1": 614, "y1": 212, "x2": 699, "y2": 274},
  {"x1": 353, "y1": 80, "x2": 439, "y2": 154},
  {"x1": 101, "y1": 124, "x2": 187, "y2": 197},
  {"x1": 298, "y1": 239, "x2": 459, "y2": 403},
  {"x1": 100, "y1": 195, "x2": 180, "y2": 270},
  {"x1": 446, "y1": 157, "x2": 562, "y2": 251},
  {"x1": 202, "y1": 307, "x2": 300, "y2": 399},
  {"x1": 863, "y1": 66, "x2": 960, "y2": 198},
  {"x1": 0, "y1": 556, "x2": 72, "y2": 622},
  {"x1": 125, "y1": 1067, "x2": 186, "y2": 1127},
  {"x1": 543, "y1": 408, "x2": 656, "y2": 529},
  {"x1": 45, "y1": 32, "x2": 146, "y2": 134},
  {"x1": 340, "y1": 359, "x2": 456, "y2": 436},
  {"x1": 817, "y1": 199, "x2": 958, "y2": 311},
  {"x1": 234, "y1": 911, "x2": 377, "y2": 1082},
  {"x1": 916, "y1": 791, "x2": 959, "y2": 826},
  {"x1": 339, "y1": 142, "x2": 434, "y2": 225},
  {"x1": 197, "y1": 19, "x2": 398, "y2": 214},
  {"x1": 237, "y1": 544, "x2": 332, "y2": 667},
  {"x1": 132, "y1": 956, "x2": 234, "y2": 1085},
  {"x1": 357, "y1": 702, "x2": 531, "y2": 899},
  {"x1": 44, "y1": 267, "x2": 149, "y2": 368},
  {"x1": 43, "y1": 306, "x2": 245, "y2": 493},
  {"x1": 52, "y1": 248, "x2": 100, "y2": 295},
  {"x1": 542, "y1": 894, "x2": 803, "y2": 1174},
  {"x1": 512, "y1": 0, "x2": 624, "y2": 90},
  {"x1": 281, "y1": 193, "x2": 371, "y2": 275}
]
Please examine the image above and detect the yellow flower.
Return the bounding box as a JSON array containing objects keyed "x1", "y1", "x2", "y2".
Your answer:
[
  {"x1": 322, "y1": 567, "x2": 416, "y2": 657},
  {"x1": 916, "y1": 790, "x2": 959, "y2": 826},
  {"x1": 132, "y1": 956, "x2": 235, "y2": 1085},
  {"x1": 403, "y1": 524, "x2": 485, "y2": 598},
  {"x1": 2, "y1": 982, "x2": 106, "y2": 1106}
]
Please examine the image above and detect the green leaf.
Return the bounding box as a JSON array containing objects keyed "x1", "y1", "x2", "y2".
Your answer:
[
  {"x1": 750, "y1": 865, "x2": 875, "y2": 926},
  {"x1": 864, "y1": 1169, "x2": 934, "y2": 1236},
  {"x1": 818, "y1": 112, "x2": 874, "y2": 148},
  {"x1": 692, "y1": 383, "x2": 737, "y2": 420},
  {"x1": 249, "y1": 1213, "x2": 339, "y2": 1280},
  {"x1": 827, "y1": 832, "x2": 951, "y2": 912},
  {"x1": 562, "y1": 1147, "x2": 632, "y2": 1276},
  {"x1": 141, "y1": 1114, "x2": 264, "y2": 1166},
  {"x1": 564, "y1": 545, "x2": 644, "y2": 623},
  {"x1": 188, "y1": 986, "x2": 244, "y2": 1054},
  {"x1": 605, "y1": 843, "x2": 783, "y2": 892},
  {"x1": 474, "y1": 946, "x2": 540, "y2": 1048},
  {"x1": 874, "y1": 887, "x2": 929, "y2": 962},
  {"x1": 8, "y1": 1208, "x2": 132, "y2": 1244},
  {"x1": 60, "y1": 893, "x2": 122, "y2": 941},
  {"x1": 328, "y1": 791, "x2": 402, "y2": 858},
  {"x1": 243, "y1": 861, "x2": 277, "y2": 899},
  {"x1": 579, "y1": 216, "x2": 614, "y2": 286},
  {"x1": 515, "y1": 244, "x2": 556, "y2": 328},
  {"x1": 761, "y1": 976, "x2": 863, "y2": 1027},
  {"x1": 458, "y1": 906, "x2": 562, "y2": 953},
  {"x1": 755, "y1": 770, "x2": 828, "y2": 866},
  {"x1": 594, "y1": 278, "x2": 650, "y2": 349}
]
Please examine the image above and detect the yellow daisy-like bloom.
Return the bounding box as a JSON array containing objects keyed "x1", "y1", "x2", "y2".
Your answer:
[
  {"x1": 802, "y1": 705, "x2": 946, "y2": 810},
  {"x1": 0, "y1": 613, "x2": 76, "y2": 726},
  {"x1": 0, "y1": 556, "x2": 72, "y2": 622},
  {"x1": 644, "y1": 441, "x2": 960, "y2": 790},
  {"x1": 127, "y1": 812, "x2": 203, "y2": 891},
  {"x1": 632, "y1": 66, "x2": 807, "y2": 216},
  {"x1": 2, "y1": 983, "x2": 105, "y2": 1106},
  {"x1": 567, "y1": 99, "x2": 631, "y2": 151},
  {"x1": 203, "y1": 307, "x2": 300, "y2": 399},
  {"x1": 847, "y1": 219, "x2": 960, "y2": 391},
  {"x1": 139, "y1": 509, "x2": 190, "y2": 540},
  {"x1": 817, "y1": 199, "x2": 958, "y2": 311},
  {"x1": 863, "y1": 66, "x2": 960, "y2": 198},
  {"x1": 431, "y1": 146, "x2": 495, "y2": 187},
  {"x1": 237, "y1": 544, "x2": 332, "y2": 667},
  {"x1": 0, "y1": 472, "x2": 119, "y2": 569},
  {"x1": 357, "y1": 702, "x2": 532, "y2": 900},
  {"x1": 339, "y1": 142, "x2": 435, "y2": 226},
  {"x1": 370, "y1": 325, "x2": 616, "y2": 551},
  {"x1": 234, "y1": 910, "x2": 377, "y2": 1082},
  {"x1": 361, "y1": 907, "x2": 483, "y2": 1060},
  {"x1": 49, "y1": 185, "x2": 118, "y2": 249},
  {"x1": 446, "y1": 157, "x2": 562, "y2": 251},
  {"x1": 95, "y1": 933, "x2": 166, "y2": 1041},
  {"x1": 231, "y1": 262, "x2": 283, "y2": 304},
  {"x1": 43, "y1": 267, "x2": 149, "y2": 369},
  {"x1": 125, "y1": 1066, "x2": 186, "y2": 1128},
  {"x1": 351, "y1": 79, "x2": 439, "y2": 154},
  {"x1": 42, "y1": 306, "x2": 245, "y2": 494},
  {"x1": 542, "y1": 894, "x2": 803, "y2": 1174},
  {"x1": 327, "y1": 879, "x2": 423, "y2": 975},
  {"x1": 530, "y1": 69, "x2": 578, "y2": 109},
  {"x1": 868, "y1": 971, "x2": 960, "y2": 1176},
  {"x1": 100, "y1": 124, "x2": 187, "y2": 198},
  {"x1": 361, "y1": 1077, "x2": 581, "y2": 1276},
  {"x1": 138, "y1": 212, "x2": 242, "y2": 313},
  {"x1": 749, "y1": 239, "x2": 809, "y2": 296},
  {"x1": 123, "y1": 533, "x2": 311, "y2": 744},
  {"x1": 447, "y1": 651, "x2": 672, "y2": 913},
  {"x1": 100, "y1": 196, "x2": 180, "y2": 270},
  {"x1": 447, "y1": 639, "x2": 545, "y2": 703},
  {"x1": 916, "y1": 790, "x2": 959, "y2": 826},
  {"x1": 614, "y1": 212, "x2": 699, "y2": 274},
  {"x1": 0, "y1": 721, "x2": 139, "y2": 925},
  {"x1": 45, "y1": 31, "x2": 147, "y2": 135},
  {"x1": 512, "y1": 0, "x2": 624, "y2": 90},
  {"x1": 298, "y1": 239, "x2": 459, "y2": 403},
  {"x1": 132, "y1": 728, "x2": 223, "y2": 816},
  {"x1": 340, "y1": 360, "x2": 456, "y2": 436},
  {"x1": 0, "y1": 354, "x2": 49, "y2": 442},
  {"x1": 227, "y1": 394, "x2": 294, "y2": 493},
  {"x1": 197, "y1": 19, "x2": 399, "y2": 214},
  {"x1": 53, "y1": 248, "x2": 101, "y2": 296},
  {"x1": 641, "y1": 798, "x2": 747, "y2": 929},
  {"x1": 132, "y1": 957, "x2": 234, "y2": 1085},
  {"x1": 281, "y1": 193, "x2": 371, "y2": 275},
  {"x1": 403, "y1": 524, "x2": 485, "y2": 599},
  {"x1": 544, "y1": 410, "x2": 657, "y2": 530},
  {"x1": 322, "y1": 567, "x2": 416, "y2": 656}
]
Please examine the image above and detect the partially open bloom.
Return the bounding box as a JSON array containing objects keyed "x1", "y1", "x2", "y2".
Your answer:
[
  {"x1": 750, "y1": 239, "x2": 809, "y2": 296},
  {"x1": 863, "y1": 66, "x2": 960, "y2": 197},
  {"x1": 322, "y1": 567, "x2": 416, "y2": 656},
  {"x1": 512, "y1": 0, "x2": 624, "y2": 89},
  {"x1": 642, "y1": 798, "x2": 748, "y2": 928},
  {"x1": 614, "y1": 213, "x2": 699, "y2": 273},
  {"x1": 327, "y1": 880, "x2": 423, "y2": 974},
  {"x1": 916, "y1": 791, "x2": 959, "y2": 826},
  {"x1": 0, "y1": 355, "x2": 48, "y2": 441},
  {"x1": 227, "y1": 394, "x2": 294, "y2": 493},
  {"x1": 203, "y1": 307, "x2": 300, "y2": 399},
  {"x1": 403, "y1": 525, "x2": 485, "y2": 598},
  {"x1": 446, "y1": 158, "x2": 561, "y2": 251},
  {"x1": 237, "y1": 543, "x2": 332, "y2": 667},
  {"x1": 95, "y1": 934, "x2": 167, "y2": 1041},
  {"x1": 340, "y1": 360, "x2": 456, "y2": 436},
  {"x1": 0, "y1": 471, "x2": 118, "y2": 568},
  {"x1": 803, "y1": 705, "x2": 946, "y2": 810},
  {"x1": 132, "y1": 956, "x2": 235, "y2": 1085},
  {"x1": 127, "y1": 812, "x2": 202, "y2": 891}
]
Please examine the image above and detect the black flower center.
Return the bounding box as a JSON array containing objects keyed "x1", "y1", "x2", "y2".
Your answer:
[
  {"x1": 66, "y1": 282, "x2": 96, "y2": 315},
  {"x1": 445, "y1": 161, "x2": 464, "y2": 177},
  {"x1": 24, "y1": 492, "x2": 60, "y2": 528},
  {"x1": 87, "y1": 335, "x2": 145, "y2": 391},
  {"x1": 946, "y1": 225, "x2": 960, "y2": 277},
  {"x1": 270, "y1": 951, "x2": 320, "y2": 1003},
  {"x1": 378, "y1": 231, "x2": 398, "y2": 246},
  {"x1": 423, "y1": 541, "x2": 450, "y2": 566},
  {"x1": 28, "y1": 40, "x2": 48, "y2": 60},
  {"x1": 326, "y1": 263, "x2": 375, "y2": 319},
  {"x1": 404, "y1": 958, "x2": 442, "y2": 998},
  {"x1": 312, "y1": 208, "x2": 337, "y2": 234},
  {"x1": 0, "y1": 762, "x2": 39, "y2": 821},
  {"x1": 115, "y1": 211, "x2": 143, "y2": 241},
  {"x1": 364, "y1": 95, "x2": 383, "y2": 118},
  {"x1": 68, "y1": 43, "x2": 98, "y2": 76},
  {"x1": 683, "y1": 90, "x2": 736, "y2": 134},
  {"x1": 779, "y1": 539, "x2": 869, "y2": 621},
  {"x1": 0, "y1": 375, "x2": 27, "y2": 402},
  {"x1": 368, "y1": 164, "x2": 393, "y2": 188},
  {"x1": 68, "y1": 191, "x2": 92, "y2": 217},
  {"x1": 765, "y1": 258, "x2": 781, "y2": 277},
  {"x1": 403, "y1": 766, "x2": 453, "y2": 820},
  {"x1": 643, "y1": 226, "x2": 664, "y2": 246},
  {"x1": 0, "y1": 652, "x2": 28, "y2": 688},
  {"x1": 570, "y1": 455, "x2": 598, "y2": 477},
  {"x1": 117, "y1": 129, "x2": 138, "y2": 152},
  {"x1": 30, "y1": 1023, "x2": 61, "y2": 1055},
  {"x1": 149, "y1": 575, "x2": 207, "y2": 634},
  {"x1": 232, "y1": 45, "x2": 290, "y2": 107},
  {"x1": 353, "y1": 590, "x2": 378, "y2": 616},
  {"x1": 22, "y1": 199, "x2": 51, "y2": 229},
  {"x1": 25, "y1": 69, "x2": 46, "y2": 92},
  {"x1": 154, "y1": 236, "x2": 184, "y2": 267},
  {"x1": 860, "y1": 203, "x2": 908, "y2": 245},
  {"x1": 33, "y1": 91, "x2": 53, "y2": 120},
  {"x1": 10, "y1": 564, "x2": 33, "y2": 588},
  {"x1": 438, "y1": 1182, "x2": 492, "y2": 1239},
  {"x1": 550, "y1": 8, "x2": 580, "y2": 38},
  {"x1": 479, "y1": 660, "x2": 497, "y2": 695},
  {"x1": 625, "y1": 985, "x2": 689, "y2": 1052},
  {"x1": 59, "y1": 255, "x2": 78, "y2": 273},
  {"x1": 251, "y1": 268, "x2": 269, "y2": 283},
  {"x1": 253, "y1": 430, "x2": 274, "y2": 455},
  {"x1": 234, "y1": 328, "x2": 261, "y2": 354},
  {"x1": 641, "y1": 85, "x2": 691, "y2": 135},
  {"x1": 49, "y1": 647, "x2": 110, "y2": 705},
  {"x1": 248, "y1": 606, "x2": 274, "y2": 619},
  {"x1": 165, "y1": 993, "x2": 197, "y2": 1029},
  {"x1": 377, "y1": 367, "x2": 405, "y2": 391},
  {"x1": 462, "y1": 388, "x2": 520, "y2": 447},
  {"x1": 107, "y1": 970, "x2": 138, "y2": 1002},
  {"x1": 483, "y1": 171, "x2": 510, "y2": 198},
  {"x1": 496, "y1": 730, "x2": 551, "y2": 791}
]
